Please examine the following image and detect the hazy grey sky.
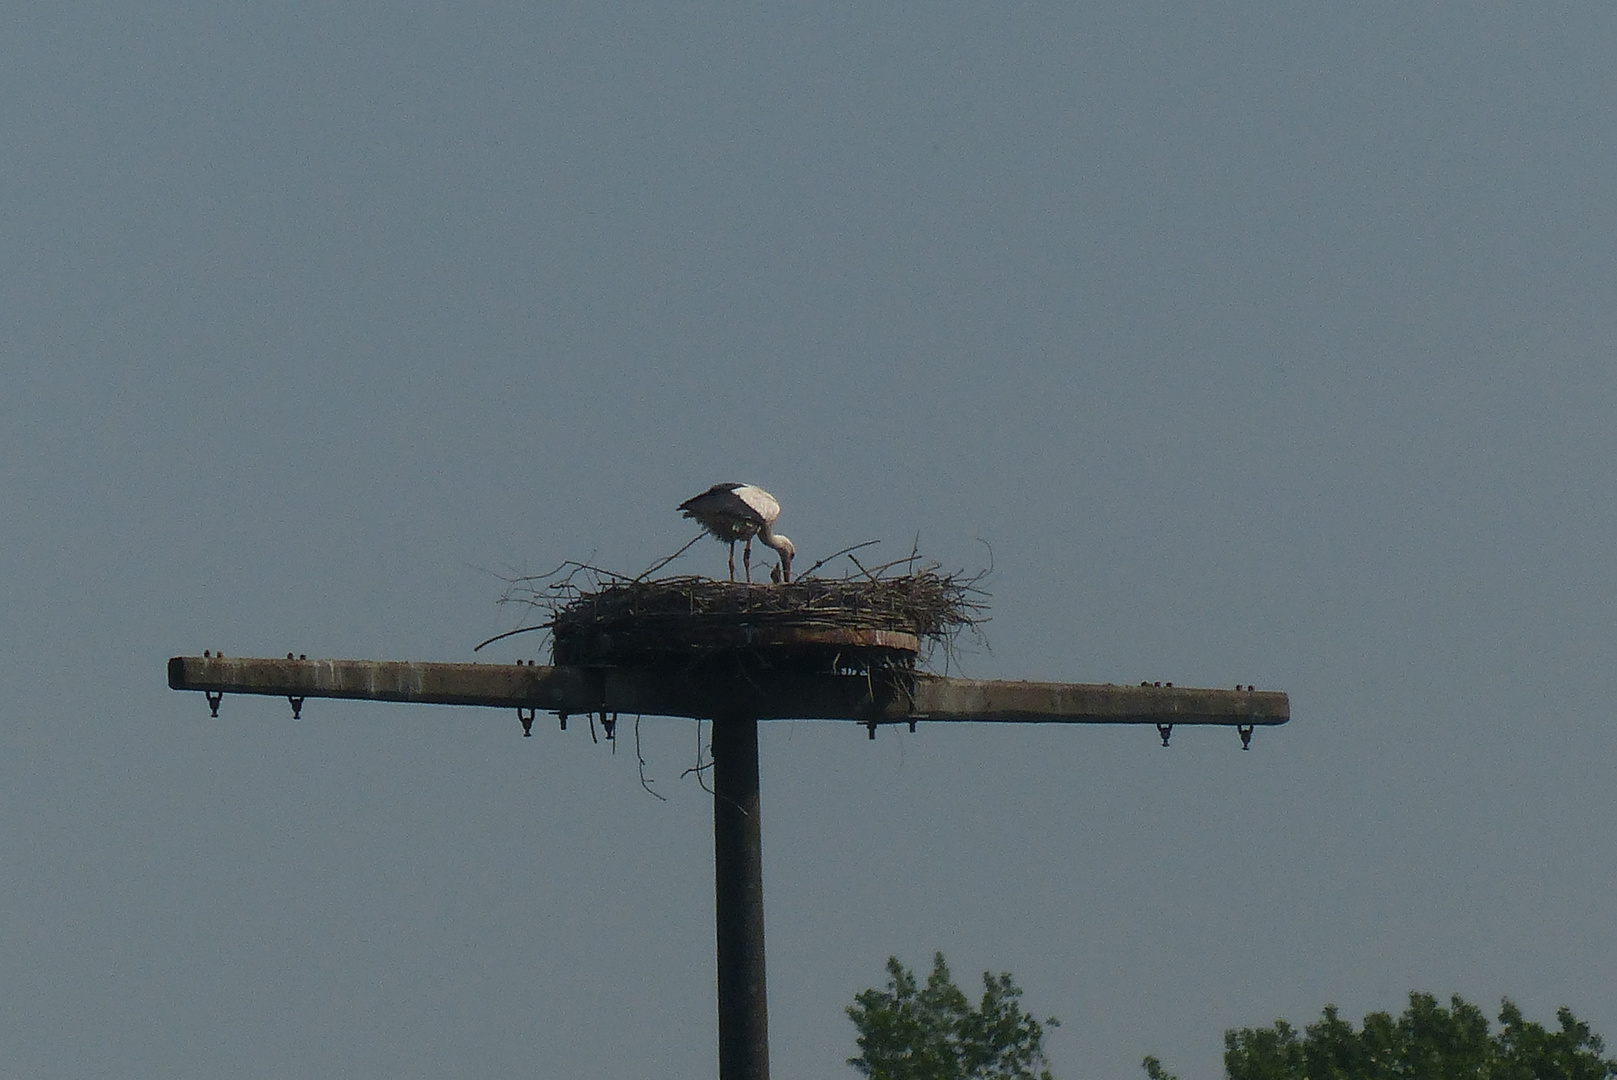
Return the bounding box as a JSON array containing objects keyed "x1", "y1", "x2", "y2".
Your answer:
[{"x1": 3, "y1": 4, "x2": 1614, "y2": 1077}]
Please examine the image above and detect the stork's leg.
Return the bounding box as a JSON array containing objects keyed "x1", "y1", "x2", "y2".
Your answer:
[
  {"x1": 727, "y1": 540, "x2": 737, "y2": 581},
  {"x1": 743, "y1": 537, "x2": 754, "y2": 583}
]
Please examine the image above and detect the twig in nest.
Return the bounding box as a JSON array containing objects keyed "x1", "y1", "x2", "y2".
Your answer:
[
  {"x1": 634, "y1": 534, "x2": 706, "y2": 583},
  {"x1": 798, "y1": 539, "x2": 882, "y2": 579},
  {"x1": 862, "y1": 553, "x2": 936, "y2": 577},
  {"x1": 472, "y1": 623, "x2": 548, "y2": 652},
  {"x1": 478, "y1": 559, "x2": 635, "y2": 653},
  {"x1": 846, "y1": 553, "x2": 880, "y2": 583}
]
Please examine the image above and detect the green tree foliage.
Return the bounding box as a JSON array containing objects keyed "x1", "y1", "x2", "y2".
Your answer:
[
  {"x1": 847, "y1": 953, "x2": 1059, "y2": 1080},
  {"x1": 1143, "y1": 992, "x2": 1617, "y2": 1080}
]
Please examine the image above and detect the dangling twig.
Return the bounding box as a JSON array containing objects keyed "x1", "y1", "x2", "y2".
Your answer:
[
  {"x1": 636, "y1": 715, "x2": 666, "y2": 801},
  {"x1": 681, "y1": 718, "x2": 716, "y2": 796}
]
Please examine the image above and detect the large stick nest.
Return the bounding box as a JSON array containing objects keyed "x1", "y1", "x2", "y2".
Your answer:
[{"x1": 489, "y1": 545, "x2": 989, "y2": 674}]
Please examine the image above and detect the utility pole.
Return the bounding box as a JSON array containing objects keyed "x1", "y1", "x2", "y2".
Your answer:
[
  {"x1": 712, "y1": 713, "x2": 769, "y2": 1080},
  {"x1": 170, "y1": 650, "x2": 1287, "y2": 1080}
]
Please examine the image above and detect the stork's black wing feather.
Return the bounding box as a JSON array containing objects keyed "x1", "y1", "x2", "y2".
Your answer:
[{"x1": 678, "y1": 482, "x2": 745, "y2": 512}]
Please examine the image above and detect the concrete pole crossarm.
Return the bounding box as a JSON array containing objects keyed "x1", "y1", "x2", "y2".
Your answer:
[
  {"x1": 167, "y1": 655, "x2": 594, "y2": 710},
  {"x1": 909, "y1": 676, "x2": 1289, "y2": 726},
  {"x1": 168, "y1": 657, "x2": 1288, "y2": 726},
  {"x1": 167, "y1": 656, "x2": 903, "y2": 719}
]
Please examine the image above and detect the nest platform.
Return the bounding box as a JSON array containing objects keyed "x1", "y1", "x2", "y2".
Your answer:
[{"x1": 548, "y1": 573, "x2": 979, "y2": 674}]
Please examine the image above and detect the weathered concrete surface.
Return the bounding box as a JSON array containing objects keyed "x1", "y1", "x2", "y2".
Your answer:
[
  {"x1": 168, "y1": 656, "x2": 1289, "y2": 726},
  {"x1": 910, "y1": 676, "x2": 1288, "y2": 726},
  {"x1": 168, "y1": 656, "x2": 902, "y2": 720}
]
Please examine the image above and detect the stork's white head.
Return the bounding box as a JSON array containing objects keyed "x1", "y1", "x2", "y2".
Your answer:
[{"x1": 768, "y1": 534, "x2": 794, "y2": 583}]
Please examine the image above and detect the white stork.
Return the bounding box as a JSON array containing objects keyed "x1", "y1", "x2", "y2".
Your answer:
[{"x1": 678, "y1": 483, "x2": 795, "y2": 583}]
